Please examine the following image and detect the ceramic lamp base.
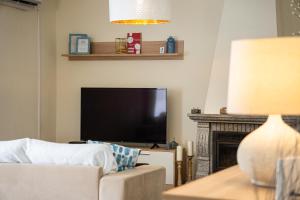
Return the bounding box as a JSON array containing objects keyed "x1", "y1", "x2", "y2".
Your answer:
[{"x1": 237, "y1": 115, "x2": 300, "y2": 187}]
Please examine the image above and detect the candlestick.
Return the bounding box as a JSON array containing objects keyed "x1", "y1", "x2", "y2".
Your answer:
[
  {"x1": 187, "y1": 155, "x2": 194, "y2": 182},
  {"x1": 187, "y1": 141, "x2": 193, "y2": 156},
  {"x1": 176, "y1": 145, "x2": 183, "y2": 161},
  {"x1": 177, "y1": 161, "x2": 183, "y2": 186}
]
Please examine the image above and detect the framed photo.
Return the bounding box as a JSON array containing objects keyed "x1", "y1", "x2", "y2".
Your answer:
[
  {"x1": 69, "y1": 33, "x2": 87, "y2": 54},
  {"x1": 76, "y1": 37, "x2": 90, "y2": 54}
]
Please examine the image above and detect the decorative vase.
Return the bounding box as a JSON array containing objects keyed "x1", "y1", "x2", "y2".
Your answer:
[{"x1": 166, "y1": 36, "x2": 176, "y2": 53}]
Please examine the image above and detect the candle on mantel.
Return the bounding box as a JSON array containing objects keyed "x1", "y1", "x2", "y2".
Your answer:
[
  {"x1": 187, "y1": 141, "x2": 193, "y2": 156},
  {"x1": 176, "y1": 145, "x2": 183, "y2": 161}
]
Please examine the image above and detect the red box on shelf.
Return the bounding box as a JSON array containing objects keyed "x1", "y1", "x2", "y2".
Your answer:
[{"x1": 127, "y1": 33, "x2": 142, "y2": 54}]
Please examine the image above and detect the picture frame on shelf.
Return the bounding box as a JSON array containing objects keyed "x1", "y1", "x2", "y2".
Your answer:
[
  {"x1": 76, "y1": 37, "x2": 90, "y2": 54},
  {"x1": 68, "y1": 33, "x2": 87, "y2": 54}
]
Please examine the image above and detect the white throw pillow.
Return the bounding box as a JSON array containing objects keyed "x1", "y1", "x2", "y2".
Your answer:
[
  {"x1": 0, "y1": 138, "x2": 30, "y2": 163},
  {"x1": 26, "y1": 139, "x2": 117, "y2": 174}
]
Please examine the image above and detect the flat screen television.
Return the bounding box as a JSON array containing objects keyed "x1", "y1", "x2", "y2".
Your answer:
[{"x1": 81, "y1": 88, "x2": 167, "y2": 144}]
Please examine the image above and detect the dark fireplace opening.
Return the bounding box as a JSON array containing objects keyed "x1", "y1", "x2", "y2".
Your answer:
[{"x1": 212, "y1": 131, "x2": 248, "y2": 172}]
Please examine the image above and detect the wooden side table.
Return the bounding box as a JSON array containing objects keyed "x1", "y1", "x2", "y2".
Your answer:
[{"x1": 163, "y1": 165, "x2": 275, "y2": 200}]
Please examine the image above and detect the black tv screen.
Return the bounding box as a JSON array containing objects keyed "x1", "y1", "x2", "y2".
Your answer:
[{"x1": 81, "y1": 88, "x2": 167, "y2": 144}]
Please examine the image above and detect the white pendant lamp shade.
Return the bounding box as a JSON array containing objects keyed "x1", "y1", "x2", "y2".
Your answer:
[{"x1": 109, "y1": 0, "x2": 171, "y2": 25}]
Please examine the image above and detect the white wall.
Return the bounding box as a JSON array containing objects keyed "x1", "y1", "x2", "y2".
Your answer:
[
  {"x1": 55, "y1": 0, "x2": 224, "y2": 144},
  {"x1": 0, "y1": 5, "x2": 39, "y2": 139},
  {"x1": 0, "y1": 2, "x2": 57, "y2": 141},
  {"x1": 0, "y1": 0, "x2": 281, "y2": 146},
  {"x1": 55, "y1": 0, "x2": 280, "y2": 144},
  {"x1": 204, "y1": 0, "x2": 278, "y2": 114},
  {"x1": 40, "y1": 0, "x2": 57, "y2": 141}
]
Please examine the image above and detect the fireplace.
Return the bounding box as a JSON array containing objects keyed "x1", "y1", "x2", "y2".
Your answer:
[
  {"x1": 212, "y1": 131, "x2": 247, "y2": 172},
  {"x1": 188, "y1": 114, "x2": 300, "y2": 178}
]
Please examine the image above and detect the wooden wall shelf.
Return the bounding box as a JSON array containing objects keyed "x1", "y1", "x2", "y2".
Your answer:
[{"x1": 62, "y1": 40, "x2": 184, "y2": 61}]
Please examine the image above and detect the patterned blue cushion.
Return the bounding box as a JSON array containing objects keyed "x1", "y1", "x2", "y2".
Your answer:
[{"x1": 87, "y1": 140, "x2": 141, "y2": 172}]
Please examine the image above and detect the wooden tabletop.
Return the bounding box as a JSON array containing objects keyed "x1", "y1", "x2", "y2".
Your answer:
[{"x1": 163, "y1": 166, "x2": 275, "y2": 200}]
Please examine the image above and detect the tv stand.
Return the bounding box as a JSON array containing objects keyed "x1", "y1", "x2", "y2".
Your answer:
[
  {"x1": 150, "y1": 143, "x2": 160, "y2": 149},
  {"x1": 137, "y1": 147, "x2": 176, "y2": 187}
]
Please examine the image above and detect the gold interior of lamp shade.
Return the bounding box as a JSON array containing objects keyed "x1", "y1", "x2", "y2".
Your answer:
[{"x1": 111, "y1": 19, "x2": 170, "y2": 25}]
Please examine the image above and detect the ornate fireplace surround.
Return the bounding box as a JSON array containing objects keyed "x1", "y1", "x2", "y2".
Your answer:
[{"x1": 188, "y1": 114, "x2": 300, "y2": 178}]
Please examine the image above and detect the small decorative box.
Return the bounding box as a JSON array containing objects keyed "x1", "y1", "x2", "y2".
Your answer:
[{"x1": 127, "y1": 33, "x2": 142, "y2": 54}]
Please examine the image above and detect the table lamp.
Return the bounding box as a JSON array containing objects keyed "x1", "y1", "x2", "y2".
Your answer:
[{"x1": 227, "y1": 37, "x2": 300, "y2": 187}]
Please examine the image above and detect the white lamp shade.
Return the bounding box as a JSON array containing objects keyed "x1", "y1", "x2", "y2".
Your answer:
[
  {"x1": 109, "y1": 0, "x2": 171, "y2": 25},
  {"x1": 227, "y1": 37, "x2": 300, "y2": 115}
]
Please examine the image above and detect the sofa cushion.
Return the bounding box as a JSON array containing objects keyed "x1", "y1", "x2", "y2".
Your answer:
[
  {"x1": 0, "y1": 138, "x2": 30, "y2": 163},
  {"x1": 88, "y1": 140, "x2": 141, "y2": 171},
  {"x1": 26, "y1": 139, "x2": 117, "y2": 174},
  {"x1": 111, "y1": 143, "x2": 141, "y2": 171}
]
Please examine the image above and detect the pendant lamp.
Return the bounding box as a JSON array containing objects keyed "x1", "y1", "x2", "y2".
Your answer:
[{"x1": 109, "y1": 0, "x2": 171, "y2": 25}]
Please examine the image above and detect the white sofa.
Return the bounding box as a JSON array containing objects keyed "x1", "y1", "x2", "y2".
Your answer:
[{"x1": 0, "y1": 163, "x2": 165, "y2": 200}]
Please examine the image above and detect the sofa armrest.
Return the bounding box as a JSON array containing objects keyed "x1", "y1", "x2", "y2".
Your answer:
[
  {"x1": 99, "y1": 165, "x2": 165, "y2": 200},
  {"x1": 0, "y1": 163, "x2": 102, "y2": 200}
]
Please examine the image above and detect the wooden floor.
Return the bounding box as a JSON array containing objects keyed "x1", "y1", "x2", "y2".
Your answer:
[{"x1": 163, "y1": 166, "x2": 275, "y2": 200}]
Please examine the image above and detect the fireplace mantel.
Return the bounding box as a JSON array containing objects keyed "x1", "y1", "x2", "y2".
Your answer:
[
  {"x1": 189, "y1": 114, "x2": 300, "y2": 126},
  {"x1": 188, "y1": 114, "x2": 300, "y2": 178}
]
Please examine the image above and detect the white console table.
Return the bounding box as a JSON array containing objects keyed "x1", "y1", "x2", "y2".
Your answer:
[{"x1": 137, "y1": 148, "x2": 176, "y2": 188}]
